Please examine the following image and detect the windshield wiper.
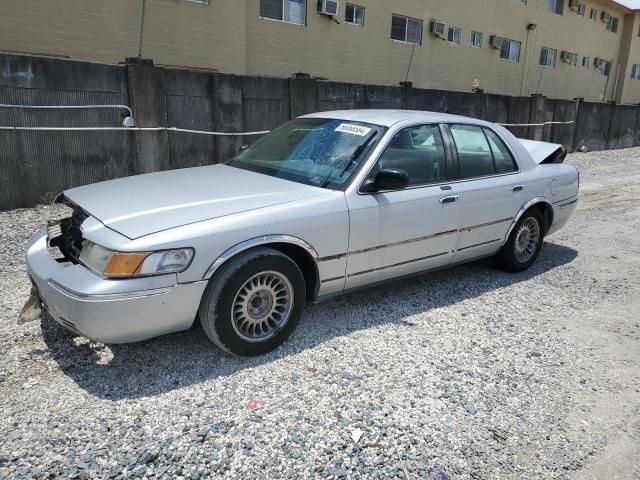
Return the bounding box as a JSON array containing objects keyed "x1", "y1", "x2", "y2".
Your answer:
[{"x1": 319, "y1": 131, "x2": 378, "y2": 188}]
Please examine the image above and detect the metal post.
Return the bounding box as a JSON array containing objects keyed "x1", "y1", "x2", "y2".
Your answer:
[
  {"x1": 611, "y1": 63, "x2": 621, "y2": 102},
  {"x1": 602, "y1": 59, "x2": 613, "y2": 102},
  {"x1": 138, "y1": 0, "x2": 147, "y2": 58},
  {"x1": 404, "y1": 41, "x2": 416, "y2": 84}
]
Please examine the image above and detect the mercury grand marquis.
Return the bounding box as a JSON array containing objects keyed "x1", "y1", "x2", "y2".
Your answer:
[{"x1": 23, "y1": 110, "x2": 579, "y2": 356}]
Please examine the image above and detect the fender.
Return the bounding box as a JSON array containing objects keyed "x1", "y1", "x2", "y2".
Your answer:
[
  {"x1": 501, "y1": 196, "x2": 554, "y2": 247},
  {"x1": 202, "y1": 235, "x2": 320, "y2": 280}
]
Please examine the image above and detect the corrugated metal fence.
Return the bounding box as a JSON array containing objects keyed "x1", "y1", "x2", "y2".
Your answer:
[{"x1": 1, "y1": 53, "x2": 639, "y2": 210}]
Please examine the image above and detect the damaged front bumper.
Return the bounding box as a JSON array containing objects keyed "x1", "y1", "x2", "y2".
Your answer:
[{"x1": 23, "y1": 224, "x2": 207, "y2": 343}]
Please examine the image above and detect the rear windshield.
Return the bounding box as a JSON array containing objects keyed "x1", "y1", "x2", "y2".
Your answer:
[{"x1": 227, "y1": 118, "x2": 386, "y2": 189}]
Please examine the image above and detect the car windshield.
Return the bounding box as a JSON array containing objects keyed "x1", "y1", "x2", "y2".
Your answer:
[{"x1": 227, "y1": 118, "x2": 385, "y2": 189}]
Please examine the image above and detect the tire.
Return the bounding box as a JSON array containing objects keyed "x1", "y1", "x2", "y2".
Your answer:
[
  {"x1": 198, "y1": 247, "x2": 306, "y2": 356},
  {"x1": 494, "y1": 208, "x2": 545, "y2": 272}
]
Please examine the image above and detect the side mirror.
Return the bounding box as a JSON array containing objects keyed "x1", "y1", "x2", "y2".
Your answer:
[
  {"x1": 361, "y1": 168, "x2": 410, "y2": 192},
  {"x1": 239, "y1": 144, "x2": 249, "y2": 152}
]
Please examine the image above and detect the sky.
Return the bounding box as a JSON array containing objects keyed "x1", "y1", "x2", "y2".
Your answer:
[{"x1": 614, "y1": 0, "x2": 640, "y2": 9}]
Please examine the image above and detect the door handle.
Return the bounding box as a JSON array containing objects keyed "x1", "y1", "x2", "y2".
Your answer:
[
  {"x1": 512, "y1": 185, "x2": 524, "y2": 192},
  {"x1": 440, "y1": 195, "x2": 459, "y2": 204}
]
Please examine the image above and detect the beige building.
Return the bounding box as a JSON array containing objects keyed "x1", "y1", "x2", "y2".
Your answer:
[{"x1": 2, "y1": 0, "x2": 640, "y2": 103}]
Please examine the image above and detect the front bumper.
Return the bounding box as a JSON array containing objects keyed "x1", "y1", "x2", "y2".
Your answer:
[{"x1": 25, "y1": 225, "x2": 207, "y2": 343}]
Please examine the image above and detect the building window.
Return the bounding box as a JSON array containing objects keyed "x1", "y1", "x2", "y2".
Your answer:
[
  {"x1": 606, "y1": 16, "x2": 619, "y2": 33},
  {"x1": 540, "y1": 47, "x2": 557, "y2": 67},
  {"x1": 391, "y1": 14, "x2": 423, "y2": 44},
  {"x1": 513, "y1": 0, "x2": 527, "y2": 4},
  {"x1": 470, "y1": 31, "x2": 483, "y2": 48},
  {"x1": 260, "y1": 0, "x2": 306, "y2": 25},
  {"x1": 582, "y1": 56, "x2": 590, "y2": 68},
  {"x1": 345, "y1": 4, "x2": 364, "y2": 26},
  {"x1": 548, "y1": 0, "x2": 564, "y2": 15},
  {"x1": 448, "y1": 26, "x2": 462, "y2": 45},
  {"x1": 500, "y1": 38, "x2": 521, "y2": 62},
  {"x1": 562, "y1": 51, "x2": 578, "y2": 65},
  {"x1": 590, "y1": 8, "x2": 597, "y2": 20},
  {"x1": 631, "y1": 64, "x2": 640, "y2": 79},
  {"x1": 603, "y1": 61, "x2": 612, "y2": 76},
  {"x1": 577, "y1": 4, "x2": 586, "y2": 16}
]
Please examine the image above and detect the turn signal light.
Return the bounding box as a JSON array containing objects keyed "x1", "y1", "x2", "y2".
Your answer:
[{"x1": 104, "y1": 252, "x2": 150, "y2": 277}]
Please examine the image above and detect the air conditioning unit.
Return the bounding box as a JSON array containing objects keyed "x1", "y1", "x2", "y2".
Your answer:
[
  {"x1": 594, "y1": 57, "x2": 604, "y2": 68},
  {"x1": 318, "y1": 0, "x2": 338, "y2": 16},
  {"x1": 601, "y1": 11, "x2": 611, "y2": 22},
  {"x1": 490, "y1": 35, "x2": 504, "y2": 49},
  {"x1": 429, "y1": 20, "x2": 446, "y2": 37},
  {"x1": 569, "y1": 0, "x2": 580, "y2": 11}
]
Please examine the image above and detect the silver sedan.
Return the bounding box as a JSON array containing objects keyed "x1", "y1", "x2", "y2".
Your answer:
[{"x1": 23, "y1": 110, "x2": 579, "y2": 356}]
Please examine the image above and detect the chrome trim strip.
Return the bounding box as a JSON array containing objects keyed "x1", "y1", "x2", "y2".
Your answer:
[
  {"x1": 318, "y1": 253, "x2": 347, "y2": 262},
  {"x1": 48, "y1": 280, "x2": 173, "y2": 302},
  {"x1": 555, "y1": 198, "x2": 578, "y2": 208},
  {"x1": 349, "y1": 229, "x2": 458, "y2": 256},
  {"x1": 552, "y1": 195, "x2": 578, "y2": 205},
  {"x1": 348, "y1": 251, "x2": 449, "y2": 277},
  {"x1": 457, "y1": 239, "x2": 502, "y2": 252},
  {"x1": 321, "y1": 276, "x2": 346, "y2": 284},
  {"x1": 461, "y1": 217, "x2": 513, "y2": 232},
  {"x1": 321, "y1": 219, "x2": 509, "y2": 262},
  {"x1": 203, "y1": 235, "x2": 320, "y2": 280}
]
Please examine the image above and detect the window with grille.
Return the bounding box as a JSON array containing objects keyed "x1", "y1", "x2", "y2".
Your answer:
[
  {"x1": 260, "y1": 0, "x2": 306, "y2": 25},
  {"x1": 540, "y1": 47, "x2": 557, "y2": 67},
  {"x1": 470, "y1": 31, "x2": 483, "y2": 48},
  {"x1": 448, "y1": 26, "x2": 462, "y2": 45},
  {"x1": 500, "y1": 38, "x2": 521, "y2": 62},
  {"x1": 345, "y1": 4, "x2": 364, "y2": 26},
  {"x1": 548, "y1": 0, "x2": 564, "y2": 15},
  {"x1": 391, "y1": 14, "x2": 423, "y2": 44}
]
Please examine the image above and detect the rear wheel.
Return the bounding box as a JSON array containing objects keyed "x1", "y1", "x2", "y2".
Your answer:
[
  {"x1": 199, "y1": 247, "x2": 306, "y2": 356},
  {"x1": 494, "y1": 209, "x2": 544, "y2": 272}
]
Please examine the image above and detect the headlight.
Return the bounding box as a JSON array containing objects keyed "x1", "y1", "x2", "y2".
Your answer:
[
  {"x1": 79, "y1": 240, "x2": 113, "y2": 274},
  {"x1": 79, "y1": 241, "x2": 194, "y2": 278}
]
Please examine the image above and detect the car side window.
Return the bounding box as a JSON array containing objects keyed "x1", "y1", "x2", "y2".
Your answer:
[
  {"x1": 449, "y1": 124, "x2": 496, "y2": 178},
  {"x1": 484, "y1": 129, "x2": 518, "y2": 173},
  {"x1": 375, "y1": 125, "x2": 446, "y2": 186}
]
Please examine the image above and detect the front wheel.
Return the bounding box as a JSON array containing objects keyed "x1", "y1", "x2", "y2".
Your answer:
[
  {"x1": 198, "y1": 247, "x2": 306, "y2": 356},
  {"x1": 494, "y1": 209, "x2": 544, "y2": 272}
]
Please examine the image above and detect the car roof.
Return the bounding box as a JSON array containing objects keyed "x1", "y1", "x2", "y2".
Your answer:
[{"x1": 300, "y1": 109, "x2": 489, "y2": 128}]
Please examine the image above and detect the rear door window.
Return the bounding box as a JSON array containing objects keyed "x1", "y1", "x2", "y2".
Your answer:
[
  {"x1": 449, "y1": 125, "x2": 496, "y2": 178},
  {"x1": 484, "y1": 129, "x2": 518, "y2": 173}
]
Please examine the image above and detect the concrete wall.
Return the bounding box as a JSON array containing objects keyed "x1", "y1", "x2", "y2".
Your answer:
[
  {"x1": 2, "y1": 53, "x2": 640, "y2": 209},
  {"x1": 1, "y1": 0, "x2": 640, "y2": 103}
]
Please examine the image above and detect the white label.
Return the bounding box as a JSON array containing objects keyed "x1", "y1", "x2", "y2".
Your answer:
[{"x1": 335, "y1": 123, "x2": 372, "y2": 136}]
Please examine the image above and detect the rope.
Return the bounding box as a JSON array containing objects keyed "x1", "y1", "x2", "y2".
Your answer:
[
  {"x1": 499, "y1": 121, "x2": 575, "y2": 127},
  {"x1": 0, "y1": 126, "x2": 270, "y2": 136},
  {"x1": 0, "y1": 103, "x2": 133, "y2": 117}
]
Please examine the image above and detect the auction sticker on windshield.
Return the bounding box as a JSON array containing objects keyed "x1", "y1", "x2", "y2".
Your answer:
[{"x1": 335, "y1": 124, "x2": 372, "y2": 136}]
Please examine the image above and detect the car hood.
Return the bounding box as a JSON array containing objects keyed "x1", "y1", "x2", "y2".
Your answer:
[{"x1": 63, "y1": 165, "x2": 327, "y2": 239}]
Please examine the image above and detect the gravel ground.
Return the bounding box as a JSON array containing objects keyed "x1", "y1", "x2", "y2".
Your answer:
[{"x1": 1, "y1": 148, "x2": 639, "y2": 480}]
